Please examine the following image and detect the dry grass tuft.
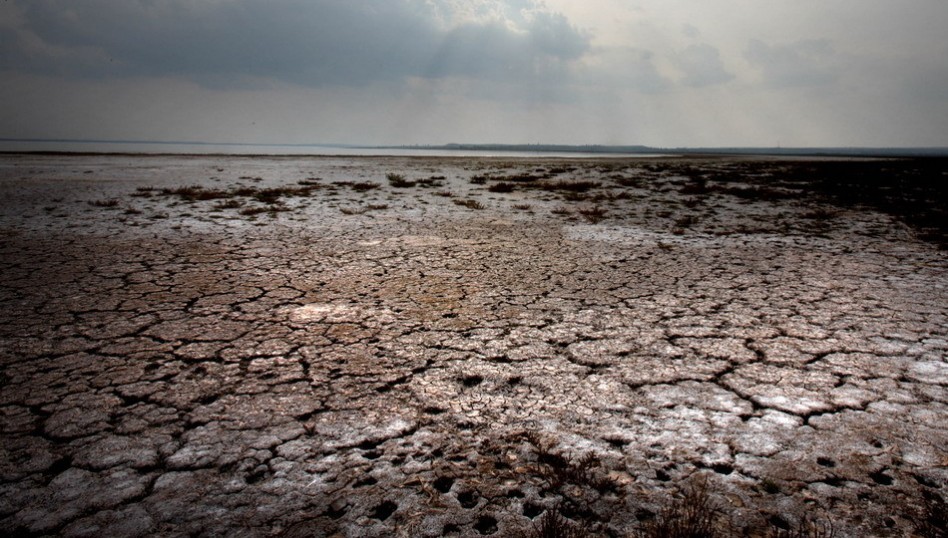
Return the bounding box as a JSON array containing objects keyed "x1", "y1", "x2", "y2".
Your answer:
[{"x1": 636, "y1": 476, "x2": 720, "y2": 538}]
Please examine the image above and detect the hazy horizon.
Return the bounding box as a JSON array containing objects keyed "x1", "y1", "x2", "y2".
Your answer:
[{"x1": 2, "y1": 1, "x2": 947, "y2": 148}]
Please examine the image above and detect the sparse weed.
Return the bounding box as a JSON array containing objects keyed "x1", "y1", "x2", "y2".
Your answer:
[
  {"x1": 351, "y1": 182, "x2": 381, "y2": 192},
  {"x1": 89, "y1": 198, "x2": 120, "y2": 208},
  {"x1": 523, "y1": 432, "x2": 615, "y2": 494},
  {"x1": 161, "y1": 186, "x2": 230, "y2": 201},
  {"x1": 578, "y1": 206, "x2": 607, "y2": 224},
  {"x1": 770, "y1": 514, "x2": 836, "y2": 538},
  {"x1": 636, "y1": 476, "x2": 721, "y2": 538},
  {"x1": 531, "y1": 505, "x2": 587, "y2": 538},
  {"x1": 213, "y1": 199, "x2": 243, "y2": 210},
  {"x1": 915, "y1": 490, "x2": 947, "y2": 538},
  {"x1": 801, "y1": 208, "x2": 838, "y2": 220},
  {"x1": 387, "y1": 173, "x2": 416, "y2": 188},
  {"x1": 536, "y1": 180, "x2": 601, "y2": 193},
  {"x1": 454, "y1": 199, "x2": 485, "y2": 210},
  {"x1": 488, "y1": 182, "x2": 517, "y2": 193}
]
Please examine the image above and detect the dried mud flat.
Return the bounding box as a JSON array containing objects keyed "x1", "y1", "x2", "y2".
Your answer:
[{"x1": 0, "y1": 154, "x2": 945, "y2": 537}]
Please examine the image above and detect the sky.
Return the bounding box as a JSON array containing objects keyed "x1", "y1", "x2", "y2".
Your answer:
[{"x1": 1, "y1": 0, "x2": 947, "y2": 147}]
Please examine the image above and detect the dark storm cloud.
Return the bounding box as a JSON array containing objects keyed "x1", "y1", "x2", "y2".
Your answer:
[{"x1": 1, "y1": 0, "x2": 590, "y2": 87}]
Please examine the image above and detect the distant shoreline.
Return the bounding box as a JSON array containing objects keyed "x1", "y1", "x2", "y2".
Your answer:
[{"x1": 1, "y1": 138, "x2": 946, "y2": 158}]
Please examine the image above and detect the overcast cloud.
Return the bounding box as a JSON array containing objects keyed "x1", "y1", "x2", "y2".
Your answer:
[{"x1": 1, "y1": 0, "x2": 946, "y2": 147}]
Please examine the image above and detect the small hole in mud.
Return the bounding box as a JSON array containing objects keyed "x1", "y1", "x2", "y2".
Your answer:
[
  {"x1": 443, "y1": 523, "x2": 460, "y2": 534},
  {"x1": 711, "y1": 463, "x2": 734, "y2": 475},
  {"x1": 636, "y1": 508, "x2": 655, "y2": 521},
  {"x1": 769, "y1": 514, "x2": 791, "y2": 530},
  {"x1": 461, "y1": 375, "x2": 483, "y2": 388},
  {"x1": 914, "y1": 473, "x2": 941, "y2": 488},
  {"x1": 362, "y1": 450, "x2": 382, "y2": 460},
  {"x1": 197, "y1": 394, "x2": 219, "y2": 405},
  {"x1": 605, "y1": 437, "x2": 628, "y2": 449},
  {"x1": 358, "y1": 440, "x2": 381, "y2": 450},
  {"x1": 655, "y1": 469, "x2": 671, "y2": 482},
  {"x1": 325, "y1": 504, "x2": 347, "y2": 519},
  {"x1": 423, "y1": 406, "x2": 446, "y2": 415},
  {"x1": 523, "y1": 502, "x2": 543, "y2": 519},
  {"x1": 354, "y1": 476, "x2": 377, "y2": 488},
  {"x1": 870, "y1": 470, "x2": 894, "y2": 486},
  {"x1": 817, "y1": 457, "x2": 836, "y2": 468},
  {"x1": 433, "y1": 476, "x2": 454, "y2": 493},
  {"x1": 442, "y1": 312, "x2": 458, "y2": 318},
  {"x1": 371, "y1": 501, "x2": 397, "y2": 521},
  {"x1": 507, "y1": 489, "x2": 524, "y2": 498},
  {"x1": 245, "y1": 469, "x2": 268, "y2": 484},
  {"x1": 474, "y1": 515, "x2": 498, "y2": 535},
  {"x1": 457, "y1": 490, "x2": 478, "y2": 509},
  {"x1": 507, "y1": 376, "x2": 522, "y2": 385}
]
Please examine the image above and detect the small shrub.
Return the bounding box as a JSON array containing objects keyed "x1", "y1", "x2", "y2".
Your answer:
[
  {"x1": 675, "y1": 215, "x2": 697, "y2": 229},
  {"x1": 387, "y1": 173, "x2": 416, "y2": 188},
  {"x1": 578, "y1": 206, "x2": 607, "y2": 224},
  {"x1": 802, "y1": 208, "x2": 838, "y2": 220},
  {"x1": 488, "y1": 182, "x2": 517, "y2": 193},
  {"x1": 239, "y1": 205, "x2": 288, "y2": 216},
  {"x1": 454, "y1": 199, "x2": 485, "y2": 210},
  {"x1": 252, "y1": 186, "x2": 314, "y2": 204},
  {"x1": 770, "y1": 514, "x2": 836, "y2": 538},
  {"x1": 213, "y1": 199, "x2": 243, "y2": 210},
  {"x1": 513, "y1": 204, "x2": 533, "y2": 211},
  {"x1": 351, "y1": 182, "x2": 381, "y2": 192},
  {"x1": 161, "y1": 186, "x2": 230, "y2": 201},
  {"x1": 681, "y1": 179, "x2": 710, "y2": 195},
  {"x1": 915, "y1": 490, "x2": 947, "y2": 538},
  {"x1": 531, "y1": 505, "x2": 587, "y2": 538},
  {"x1": 537, "y1": 180, "x2": 601, "y2": 193},
  {"x1": 636, "y1": 476, "x2": 720, "y2": 538},
  {"x1": 524, "y1": 432, "x2": 616, "y2": 493},
  {"x1": 89, "y1": 199, "x2": 120, "y2": 208}
]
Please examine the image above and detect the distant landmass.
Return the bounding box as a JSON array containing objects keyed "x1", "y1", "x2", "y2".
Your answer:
[
  {"x1": 2, "y1": 138, "x2": 947, "y2": 157},
  {"x1": 389, "y1": 143, "x2": 948, "y2": 158}
]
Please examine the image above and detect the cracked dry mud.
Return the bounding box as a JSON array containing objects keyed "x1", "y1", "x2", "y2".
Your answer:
[{"x1": 0, "y1": 154, "x2": 945, "y2": 537}]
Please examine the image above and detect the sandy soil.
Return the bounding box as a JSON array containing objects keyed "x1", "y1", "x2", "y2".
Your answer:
[{"x1": 0, "y1": 154, "x2": 945, "y2": 537}]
